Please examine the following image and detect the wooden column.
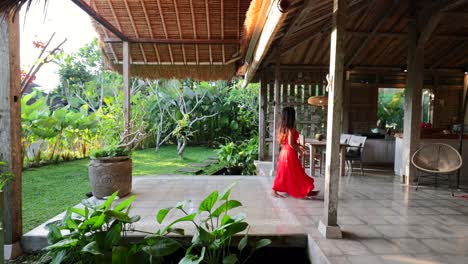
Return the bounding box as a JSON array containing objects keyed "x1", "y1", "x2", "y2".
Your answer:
[
  {"x1": 402, "y1": 16, "x2": 423, "y2": 185},
  {"x1": 318, "y1": 0, "x2": 345, "y2": 239},
  {"x1": 342, "y1": 70, "x2": 351, "y2": 133},
  {"x1": 259, "y1": 74, "x2": 267, "y2": 160},
  {"x1": 0, "y1": 14, "x2": 23, "y2": 259},
  {"x1": 123, "y1": 42, "x2": 131, "y2": 138},
  {"x1": 463, "y1": 74, "x2": 468, "y2": 124},
  {"x1": 270, "y1": 60, "x2": 281, "y2": 176}
]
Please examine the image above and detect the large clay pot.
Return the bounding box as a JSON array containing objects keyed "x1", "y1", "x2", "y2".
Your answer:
[{"x1": 89, "y1": 156, "x2": 132, "y2": 199}]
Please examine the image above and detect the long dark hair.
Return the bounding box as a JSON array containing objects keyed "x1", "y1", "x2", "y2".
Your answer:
[{"x1": 277, "y1": 107, "x2": 295, "y2": 144}]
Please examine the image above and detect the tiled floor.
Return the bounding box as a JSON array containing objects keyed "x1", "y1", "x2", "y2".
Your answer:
[{"x1": 24, "y1": 168, "x2": 468, "y2": 264}]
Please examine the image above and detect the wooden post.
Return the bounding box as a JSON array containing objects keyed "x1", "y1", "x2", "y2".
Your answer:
[
  {"x1": 123, "y1": 41, "x2": 131, "y2": 139},
  {"x1": 270, "y1": 60, "x2": 281, "y2": 176},
  {"x1": 259, "y1": 73, "x2": 267, "y2": 160},
  {"x1": 342, "y1": 70, "x2": 351, "y2": 133},
  {"x1": 402, "y1": 16, "x2": 424, "y2": 185},
  {"x1": 318, "y1": 0, "x2": 345, "y2": 239},
  {"x1": 0, "y1": 14, "x2": 23, "y2": 259},
  {"x1": 463, "y1": 74, "x2": 468, "y2": 124}
]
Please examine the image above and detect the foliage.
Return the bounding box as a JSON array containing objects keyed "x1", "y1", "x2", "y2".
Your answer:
[
  {"x1": 46, "y1": 192, "x2": 142, "y2": 264},
  {"x1": 0, "y1": 161, "x2": 14, "y2": 190},
  {"x1": 155, "y1": 184, "x2": 271, "y2": 264},
  {"x1": 90, "y1": 146, "x2": 130, "y2": 159},
  {"x1": 377, "y1": 88, "x2": 405, "y2": 131},
  {"x1": 45, "y1": 185, "x2": 271, "y2": 264},
  {"x1": 22, "y1": 146, "x2": 214, "y2": 233},
  {"x1": 217, "y1": 138, "x2": 258, "y2": 175}
]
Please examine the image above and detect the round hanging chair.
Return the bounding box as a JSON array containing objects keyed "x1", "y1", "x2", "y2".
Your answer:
[
  {"x1": 411, "y1": 143, "x2": 462, "y2": 194},
  {"x1": 307, "y1": 95, "x2": 328, "y2": 106}
]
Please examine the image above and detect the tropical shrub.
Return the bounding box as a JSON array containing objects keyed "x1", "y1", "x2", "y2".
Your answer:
[
  {"x1": 0, "y1": 161, "x2": 14, "y2": 190},
  {"x1": 46, "y1": 192, "x2": 141, "y2": 263},
  {"x1": 154, "y1": 184, "x2": 271, "y2": 264},
  {"x1": 217, "y1": 138, "x2": 258, "y2": 175}
]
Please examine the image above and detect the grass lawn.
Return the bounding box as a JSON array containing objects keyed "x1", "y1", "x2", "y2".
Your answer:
[{"x1": 22, "y1": 145, "x2": 215, "y2": 232}]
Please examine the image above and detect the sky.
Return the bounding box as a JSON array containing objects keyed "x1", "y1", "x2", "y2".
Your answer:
[{"x1": 20, "y1": 0, "x2": 98, "y2": 92}]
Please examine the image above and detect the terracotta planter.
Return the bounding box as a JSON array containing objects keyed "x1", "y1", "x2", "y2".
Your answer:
[{"x1": 88, "y1": 156, "x2": 132, "y2": 199}]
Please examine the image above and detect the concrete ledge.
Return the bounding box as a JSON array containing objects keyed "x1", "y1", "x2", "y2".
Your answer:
[
  {"x1": 4, "y1": 242, "x2": 22, "y2": 260},
  {"x1": 254, "y1": 160, "x2": 272, "y2": 176}
]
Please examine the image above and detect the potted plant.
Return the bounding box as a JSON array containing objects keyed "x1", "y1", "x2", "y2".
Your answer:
[{"x1": 89, "y1": 126, "x2": 146, "y2": 199}]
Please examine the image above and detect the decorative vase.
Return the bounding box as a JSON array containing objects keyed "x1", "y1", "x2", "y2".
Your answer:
[{"x1": 89, "y1": 156, "x2": 132, "y2": 199}]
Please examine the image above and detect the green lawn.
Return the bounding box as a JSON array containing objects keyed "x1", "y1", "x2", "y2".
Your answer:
[{"x1": 22, "y1": 145, "x2": 215, "y2": 232}]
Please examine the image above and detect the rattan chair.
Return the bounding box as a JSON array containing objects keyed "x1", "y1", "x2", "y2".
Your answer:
[
  {"x1": 411, "y1": 143, "x2": 462, "y2": 195},
  {"x1": 345, "y1": 135, "x2": 367, "y2": 175}
]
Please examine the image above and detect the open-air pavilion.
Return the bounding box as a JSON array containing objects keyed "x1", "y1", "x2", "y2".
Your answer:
[{"x1": 2, "y1": 0, "x2": 468, "y2": 263}]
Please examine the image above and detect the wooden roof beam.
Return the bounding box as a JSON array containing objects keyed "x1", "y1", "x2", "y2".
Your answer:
[
  {"x1": 205, "y1": 0, "x2": 212, "y2": 64},
  {"x1": 346, "y1": 0, "x2": 400, "y2": 68},
  {"x1": 156, "y1": 0, "x2": 174, "y2": 63},
  {"x1": 90, "y1": 0, "x2": 118, "y2": 63},
  {"x1": 189, "y1": 0, "x2": 199, "y2": 64},
  {"x1": 71, "y1": 0, "x2": 128, "y2": 41},
  {"x1": 243, "y1": 0, "x2": 290, "y2": 87},
  {"x1": 139, "y1": 0, "x2": 161, "y2": 64},
  {"x1": 221, "y1": 0, "x2": 225, "y2": 64},
  {"x1": 104, "y1": 37, "x2": 239, "y2": 44},
  {"x1": 123, "y1": 0, "x2": 147, "y2": 64},
  {"x1": 173, "y1": 0, "x2": 186, "y2": 64},
  {"x1": 280, "y1": 0, "x2": 372, "y2": 53}
]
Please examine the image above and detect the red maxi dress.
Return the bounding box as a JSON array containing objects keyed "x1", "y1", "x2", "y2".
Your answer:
[{"x1": 272, "y1": 129, "x2": 315, "y2": 198}]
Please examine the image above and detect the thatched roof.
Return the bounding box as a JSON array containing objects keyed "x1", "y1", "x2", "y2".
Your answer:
[
  {"x1": 257, "y1": 0, "x2": 468, "y2": 74},
  {"x1": 73, "y1": 0, "x2": 254, "y2": 80}
]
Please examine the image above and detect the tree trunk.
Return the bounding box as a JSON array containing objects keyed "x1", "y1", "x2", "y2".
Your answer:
[{"x1": 177, "y1": 138, "x2": 187, "y2": 157}]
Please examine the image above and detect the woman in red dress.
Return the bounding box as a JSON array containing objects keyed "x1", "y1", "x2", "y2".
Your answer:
[{"x1": 272, "y1": 107, "x2": 318, "y2": 198}]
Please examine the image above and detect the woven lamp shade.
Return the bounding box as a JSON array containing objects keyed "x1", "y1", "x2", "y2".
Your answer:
[{"x1": 307, "y1": 95, "x2": 328, "y2": 106}]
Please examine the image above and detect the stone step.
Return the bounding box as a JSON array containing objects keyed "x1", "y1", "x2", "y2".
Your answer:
[{"x1": 176, "y1": 167, "x2": 202, "y2": 173}]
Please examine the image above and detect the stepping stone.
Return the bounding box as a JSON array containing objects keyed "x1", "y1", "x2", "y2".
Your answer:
[
  {"x1": 208, "y1": 155, "x2": 219, "y2": 160},
  {"x1": 188, "y1": 163, "x2": 210, "y2": 168},
  {"x1": 202, "y1": 159, "x2": 218, "y2": 165},
  {"x1": 176, "y1": 167, "x2": 202, "y2": 173}
]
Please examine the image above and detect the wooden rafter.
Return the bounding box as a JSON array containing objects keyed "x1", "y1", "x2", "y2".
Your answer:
[
  {"x1": 156, "y1": 0, "x2": 174, "y2": 63},
  {"x1": 237, "y1": 0, "x2": 240, "y2": 39},
  {"x1": 104, "y1": 37, "x2": 239, "y2": 44},
  {"x1": 281, "y1": 0, "x2": 378, "y2": 53},
  {"x1": 71, "y1": 0, "x2": 128, "y2": 41},
  {"x1": 123, "y1": 0, "x2": 147, "y2": 64},
  {"x1": 346, "y1": 0, "x2": 400, "y2": 68},
  {"x1": 189, "y1": 0, "x2": 199, "y2": 64},
  {"x1": 91, "y1": 0, "x2": 118, "y2": 63},
  {"x1": 431, "y1": 41, "x2": 468, "y2": 68},
  {"x1": 139, "y1": 0, "x2": 161, "y2": 64},
  {"x1": 173, "y1": 0, "x2": 186, "y2": 64},
  {"x1": 205, "y1": 0, "x2": 212, "y2": 64},
  {"x1": 106, "y1": 0, "x2": 133, "y2": 63}
]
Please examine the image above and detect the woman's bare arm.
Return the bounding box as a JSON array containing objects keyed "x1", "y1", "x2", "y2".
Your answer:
[{"x1": 288, "y1": 130, "x2": 303, "y2": 153}]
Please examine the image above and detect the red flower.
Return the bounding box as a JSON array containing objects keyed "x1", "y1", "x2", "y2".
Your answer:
[{"x1": 20, "y1": 70, "x2": 36, "y2": 84}]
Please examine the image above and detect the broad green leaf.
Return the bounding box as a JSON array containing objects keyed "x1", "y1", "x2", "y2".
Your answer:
[
  {"x1": 223, "y1": 254, "x2": 238, "y2": 264},
  {"x1": 47, "y1": 225, "x2": 62, "y2": 244},
  {"x1": 254, "y1": 239, "x2": 271, "y2": 250},
  {"x1": 112, "y1": 246, "x2": 129, "y2": 264},
  {"x1": 65, "y1": 219, "x2": 78, "y2": 230},
  {"x1": 92, "y1": 213, "x2": 106, "y2": 230},
  {"x1": 167, "y1": 227, "x2": 185, "y2": 236},
  {"x1": 50, "y1": 249, "x2": 66, "y2": 264},
  {"x1": 157, "y1": 207, "x2": 172, "y2": 224},
  {"x1": 129, "y1": 215, "x2": 141, "y2": 223},
  {"x1": 198, "y1": 191, "x2": 219, "y2": 213},
  {"x1": 178, "y1": 247, "x2": 205, "y2": 264},
  {"x1": 114, "y1": 195, "x2": 135, "y2": 212},
  {"x1": 220, "y1": 222, "x2": 248, "y2": 237},
  {"x1": 45, "y1": 238, "x2": 79, "y2": 250},
  {"x1": 212, "y1": 200, "x2": 242, "y2": 217},
  {"x1": 104, "y1": 223, "x2": 122, "y2": 248},
  {"x1": 105, "y1": 210, "x2": 131, "y2": 222},
  {"x1": 81, "y1": 241, "x2": 103, "y2": 255},
  {"x1": 71, "y1": 208, "x2": 86, "y2": 217},
  {"x1": 142, "y1": 236, "x2": 180, "y2": 257},
  {"x1": 221, "y1": 215, "x2": 233, "y2": 226},
  {"x1": 219, "y1": 183, "x2": 236, "y2": 201},
  {"x1": 238, "y1": 235, "x2": 247, "y2": 252},
  {"x1": 99, "y1": 191, "x2": 119, "y2": 211},
  {"x1": 162, "y1": 213, "x2": 196, "y2": 234}
]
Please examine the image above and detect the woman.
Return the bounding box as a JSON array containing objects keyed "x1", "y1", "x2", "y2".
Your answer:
[{"x1": 272, "y1": 107, "x2": 319, "y2": 198}]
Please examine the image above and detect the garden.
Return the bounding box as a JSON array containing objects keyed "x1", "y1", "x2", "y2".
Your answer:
[{"x1": 16, "y1": 39, "x2": 260, "y2": 234}]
